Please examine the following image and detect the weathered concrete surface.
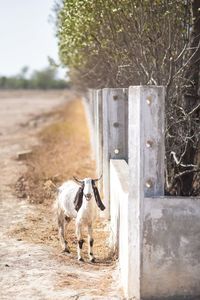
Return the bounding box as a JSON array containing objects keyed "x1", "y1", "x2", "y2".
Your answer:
[
  {"x1": 128, "y1": 86, "x2": 165, "y2": 299},
  {"x1": 109, "y1": 159, "x2": 128, "y2": 250},
  {"x1": 109, "y1": 159, "x2": 129, "y2": 298},
  {"x1": 86, "y1": 85, "x2": 200, "y2": 300},
  {"x1": 83, "y1": 90, "x2": 103, "y2": 212},
  {"x1": 94, "y1": 90, "x2": 103, "y2": 194},
  {"x1": 102, "y1": 88, "x2": 128, "y2": 218},
  {"x1": 142, "y1": 197, "x2": 200, "y2": 299},
  {"x1": 83, "y1": 91, "x2": 96, "y2": 160},
  {"x1": 128, "y1": 86, "x2": 200, "y2": 299},
  {"x1": 129, "y1": 86, "x2": 165, "y2": 199}
]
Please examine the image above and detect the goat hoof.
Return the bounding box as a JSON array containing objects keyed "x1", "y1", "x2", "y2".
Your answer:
[
  {"x1": 90, "y1": 257, "x2": 95, "y2": 263},
  {"x1": 78, "y1": 257, "x2": 84, "y2": 262}
]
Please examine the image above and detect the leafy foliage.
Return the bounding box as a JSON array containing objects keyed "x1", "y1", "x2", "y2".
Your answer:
[
  {"x1": 57, "y1": 0, "x2": 188, "y2": 87},
  {"x1": 56, "y1": 0, "x2": 200, "y2": 195}
]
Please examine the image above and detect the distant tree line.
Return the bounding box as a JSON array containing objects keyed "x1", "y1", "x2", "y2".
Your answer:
[{"x1": 0, "y1": 66, "x2": 70, "y2": 90}]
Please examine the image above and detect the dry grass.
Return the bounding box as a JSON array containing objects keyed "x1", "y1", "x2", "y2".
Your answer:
[
  {"x1": 0, "y1": 89, "x2": 68, "y2": 99},
  {"x1": 13, "y1": 97, "x2": 112, "y2": 263},
  {"x1": 36, "y1": 98, "x2": 96, "y2": 180},
  {"x1": 16, "y1": 98, "x2": 96, "y2": 203}
]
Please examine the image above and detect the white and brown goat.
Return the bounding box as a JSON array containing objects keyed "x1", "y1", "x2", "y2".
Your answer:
[{"x1": 56, "y1": 176, "x2": 105, "y2": 262}]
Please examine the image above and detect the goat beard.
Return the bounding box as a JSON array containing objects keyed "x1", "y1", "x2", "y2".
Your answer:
[
  {"x1": 93, "y1": 186, "x2": 105, "y2": 211},
  {"x1": 74, "y1": 187, "x2": 83, "y2": 211}
]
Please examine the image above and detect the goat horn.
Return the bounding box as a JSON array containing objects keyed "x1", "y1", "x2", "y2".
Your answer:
[
  {"x1": 93, "y1": 175, "x2": 102, "y2": 182},
  {"x1": 73, "y1": 176, "x2": 84, "y2": 184}
]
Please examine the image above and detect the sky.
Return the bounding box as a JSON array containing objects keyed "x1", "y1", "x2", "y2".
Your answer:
[{"x1": 0, "y1": 0, "x2": 65, "y2": 77}]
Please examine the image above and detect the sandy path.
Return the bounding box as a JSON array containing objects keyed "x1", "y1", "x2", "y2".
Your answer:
[{"x1": 0, "y1": 91, "x2": 122, "y2": 300}]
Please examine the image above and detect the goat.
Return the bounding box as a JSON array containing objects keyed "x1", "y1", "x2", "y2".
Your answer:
[{"x1": 56, "y1": 176, "x2": 105, "y2": 262}]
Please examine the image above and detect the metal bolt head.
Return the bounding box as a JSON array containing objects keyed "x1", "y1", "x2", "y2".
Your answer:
[
  {"x1": 146, "y1": 96, "x2": 152, "y2": 105},
  {"x1": 113, "y1": 122, "x2": 119, "y2": 128},
  {"x1": 145, "y1": 180, "x2": 153, "y2": 188},
  {"x1": 146, "y1": 140, "x2": 153, "y2": 148},
  {"x1": 114, "y1": 149, "x2": 120, "y2": 154}
]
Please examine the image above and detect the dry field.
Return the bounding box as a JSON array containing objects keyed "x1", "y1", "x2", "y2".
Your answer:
[
  {"x1": 13, "y1": 98, "x2": 111, "y2": 261},
  {"x1": 0, "y1": 90, "x2": 122, "y2": 300}
]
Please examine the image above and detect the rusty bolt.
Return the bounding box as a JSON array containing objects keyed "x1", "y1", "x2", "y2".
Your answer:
[
  {"x1": 146, "y1": 140, "x2": 153, "y2": 148},
  {"x1": 146, "y1": 96, "x2": 152, "y2": 105},
  {"x1": 145, "y1": 180, "x2": 153, "y2": 189},
  {"x1": 113, "y1": 122, "x2": 119, "y2": 128}
]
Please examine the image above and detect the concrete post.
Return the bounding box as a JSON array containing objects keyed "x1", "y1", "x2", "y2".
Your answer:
[
  {"x1": 93, "y1": 90, "x2": 98, "y2": 162},
  {"x1": 128, "y1": 86, "x2": 165, "y2": 299},
  {"x1": 94, "y1": 89, "x2": 103, "y2": 194},
  {"x1": 102, "y1": 88, "x2": 128, "y2": 218},
  {"x1": 83, "y1": 90, "x2": 95, "y2": 160},
  {"x1": 84, "y1": 89, "x2": 103, "y2": 194}
]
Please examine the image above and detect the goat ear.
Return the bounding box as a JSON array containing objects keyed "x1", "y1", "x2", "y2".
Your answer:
[
  {"x1": 74, "y1": 187, "x2": 83, "y2": 211},
  {"x1": 93, "y1": 185, "x2": 105, "y2": 211}
]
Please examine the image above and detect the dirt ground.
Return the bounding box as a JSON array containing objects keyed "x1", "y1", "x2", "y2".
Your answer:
[{"x1": 0, "y1": 90, "x2": 123, "y2": 300}]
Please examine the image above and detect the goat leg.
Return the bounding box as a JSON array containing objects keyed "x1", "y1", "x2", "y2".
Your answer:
[
  {"x1": 58, "y1": 211, "x2": 70, "y2": 253},
  {"x1": 88, "y1": 225, "x2": 95, "y2": 262},
  {"x1": 76, "y1": 222, "x2": 84, "y2": 261}
]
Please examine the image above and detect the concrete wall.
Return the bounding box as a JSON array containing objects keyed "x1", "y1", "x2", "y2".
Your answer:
[
  {"x1": 85, "y1": 88, "x2": 128, "y2": 219},
  {"x1": 102, "y1": 88, "x2": 128, "y2": 217},
  {"x1": 85, "y1": 86, "x2": 200, "y2": 300},
  {"x1": 107, "y1": 159, "x2": 173, "y2": 299},
  {"x1": 128, "y1": 86, "x2": 165, "y2": 299},
  {"x1": 109, "y1": 159, "x2": 129, "y2": 250},
  {"x1": 110, "y1": 159, "x2": 130, "y2": 297},
  {"x1": 110, "y1": 160, "x2": 200, "y2": 300},
  {"x1": 142, "y1": 197, "x2": 200, "y2": 299},
  {"x1": 93, "y1": 89, "x2": 103, "y2": 194},
  {"x1": 83, "y1": 92, "x2": 95, "y2": 160}
]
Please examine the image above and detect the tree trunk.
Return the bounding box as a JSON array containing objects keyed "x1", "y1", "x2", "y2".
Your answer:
[{"x1": 181, "y1": 0, "x2": 200, "y2": 195}]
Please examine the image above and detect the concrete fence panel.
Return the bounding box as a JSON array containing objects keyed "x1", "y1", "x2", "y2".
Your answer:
[
  {"x1": 102, "y1": 88, "x2": 128, "y2": 217},
  {"x1": 143, "y1": 196, "x2": 200, "y2": 299},
  {"x1": 94, "y1": 89, "x2": 103, "y2": 193},
  {"x1": 84, "y1": 90, "x2": 96, "y2": 159},
  {"x1": 110, "y1": 159, "x2": 129, "y2": 297},
  {"x1": 84, "y1": 85, "x2": 200, "y2": 300}
]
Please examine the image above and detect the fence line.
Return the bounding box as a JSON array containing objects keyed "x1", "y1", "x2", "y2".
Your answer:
[{"x1": 84, "y1": 85, "x2": 200, "y2": 300}]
